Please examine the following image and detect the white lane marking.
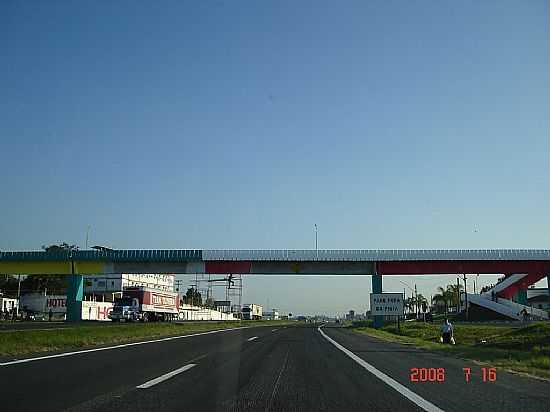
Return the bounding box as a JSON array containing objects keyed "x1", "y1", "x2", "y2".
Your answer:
[
  {"x1": 318, "y1": 327, "x2": 445, "y2": 412},
  {"x1": 136, "y1": 363, "x2": 196, "y2": 389},
  {"x1": 247, "y1": 336, "x2": 259, "y2": 341},
  {"x1": 266, "y1": 348, "x2": 289, "y2": 412},
  {"x1": 0, "y1": 326, "x2": 253, "y2": 367},
  {"x1": 271, "y1": 329, "x2": 278, "y2": 332}
]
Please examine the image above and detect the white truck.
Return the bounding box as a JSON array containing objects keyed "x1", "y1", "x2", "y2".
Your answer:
[
  {"x1": 109, "y1": 287, "x2": 179, "y2": 322},
  {"x1": 241, "y1": 303, "x2": 262, "y2": 320}
]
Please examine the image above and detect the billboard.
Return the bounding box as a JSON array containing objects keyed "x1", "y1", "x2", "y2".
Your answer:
[
  {"x1": 20, "y1": 294, "x2": 67, "y2": 314},
  {"x1": 215, "y1": 300, "x2": 231, "y2": 307},
  {"x1": 81, "y1": 301, "x2": 113, "y2": 321},
  {"x1": 370, "y1": 293, "x2": 404, "y2": 316}
]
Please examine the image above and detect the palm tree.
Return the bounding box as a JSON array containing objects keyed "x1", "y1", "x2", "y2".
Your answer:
[
  {"x1": 416, "y1": 294, "x2": 428, "y2": 314},
  {"x1": 432, "y1": 286, "x2": 449, "y2": 315},
  {"x1": 446, "y1": 284, "x2": 464, "y2": 313},
  {"x1": 404, "y1": 297, "x2": 415, "y2": 315}
]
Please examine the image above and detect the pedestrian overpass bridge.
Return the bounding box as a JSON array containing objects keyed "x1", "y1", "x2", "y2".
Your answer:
[{"x1": 1, "y1": 249, "x2": 549, "y2": 322}]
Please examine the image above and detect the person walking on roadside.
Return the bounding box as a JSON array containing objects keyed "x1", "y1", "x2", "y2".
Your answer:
[
  {"x1": 440, "y1": 318, "x2": 454, "y2": 344},
  {"x1": 520, "y1": 308, "x2": 529, "y2": 322}
]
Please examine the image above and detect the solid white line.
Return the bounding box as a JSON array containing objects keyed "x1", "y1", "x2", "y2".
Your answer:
[
  {"x1": 0, "y1": 326, "x2": 253, "y2": 367},
  {"x1": 136, "y1": 363, "x2": 196, "y2": 389},
  {"x1": 318, "y1": 327, "x2": 445, "y2": 412},
  {"x1": 247, "y1": 336, "x2": 259, "y2": 341},
  {"x1": 0, "y1": 327, "x2": 74, "y2": 333}
]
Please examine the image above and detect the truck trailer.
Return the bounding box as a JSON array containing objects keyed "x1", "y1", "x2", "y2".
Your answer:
[
  {"x1": 109, "y1": 287, "x2": 179, "y2": 322},
  {"x1": 241, "y1": 303, "x2": 262, "y2": 320}
]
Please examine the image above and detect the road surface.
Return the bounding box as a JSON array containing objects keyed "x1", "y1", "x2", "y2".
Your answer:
[{"x1": 1, "y1": 324, "x2": 548, "y2": 411}]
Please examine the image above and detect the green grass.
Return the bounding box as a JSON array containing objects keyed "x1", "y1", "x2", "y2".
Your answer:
[
  {"x1": 0, "y1": 320, "x2": 296, "y2": 358},
  {"x1": 350, "y1": 321, "x2": 550, "y2": 380}
]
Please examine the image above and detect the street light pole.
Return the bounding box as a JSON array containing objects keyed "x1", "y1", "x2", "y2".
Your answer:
[
  {"x1": 16, "y1": 275, "x2": 21, "y2": 318},
  {"x1": 415, "y1": 284, "x2": 418, "y2": 319},
  {"x1": 463, "y1": 274, "x2": 468, "y2": 321},
  {"x1": 314, "y1": 224, "x2": 318, "y2": 257},
  {"x1": 399, "y1": 281, "x2": 415, "y2": 318}
]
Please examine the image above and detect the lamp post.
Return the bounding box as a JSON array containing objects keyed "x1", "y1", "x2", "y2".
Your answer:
[
  {"x1": 85, "y1": 225, "x2": 91, "y2": 250},
  {"x1": 314, "y1": 224, "x2": 318, "y2": 258},
  {"x1": 16, "y1": 275, "x2": 21, "y2": 318},
  {"x1": 399, "y1": 280, "x2": 415, "y2": 318},
  {"x1": 463, "y1": 274, "x2": 469, "y2": 321}
]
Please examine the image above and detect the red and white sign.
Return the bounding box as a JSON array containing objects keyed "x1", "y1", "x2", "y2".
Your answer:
[{"x1": 81, "y1": 301, "x2": 113, "y2": 321}]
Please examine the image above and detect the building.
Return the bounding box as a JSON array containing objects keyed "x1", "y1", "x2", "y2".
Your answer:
[
  {"x1": 263, "y1": 309, "x2": 280, "y2": 320},
  {"x1": 0, "y1": 294, "x2": 18, "y2": 314},
  {"x1": 527, "y1": 288, "x2": 550, "y2": 311},
  {"x1": 84, "y1": 273, "x2": 175, "y2": 301},
  {"x1": 345, "y1": 310, "x2": 355, "y2": 321},
  {"x1": 20, "y1": 293, "x2": 66, "y2": 317}
]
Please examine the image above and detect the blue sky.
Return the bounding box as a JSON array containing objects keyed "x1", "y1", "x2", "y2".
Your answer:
[{"x1": 1, "y1": 1, "x2": 549, "y2": 315}]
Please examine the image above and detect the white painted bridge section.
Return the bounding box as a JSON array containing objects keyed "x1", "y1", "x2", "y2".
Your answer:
[{"x1": 203, "y1": 249, "x2": 550, "y2": 261}]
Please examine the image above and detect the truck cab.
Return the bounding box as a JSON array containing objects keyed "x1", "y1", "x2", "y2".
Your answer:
[{"x1": 109, "y1": 296, "x2": 140, "y2": 322}]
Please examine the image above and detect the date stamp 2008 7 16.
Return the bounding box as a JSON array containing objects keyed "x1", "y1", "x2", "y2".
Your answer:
[{"x1": 409, "y1": 367, "x2": 497, "y2": 383}]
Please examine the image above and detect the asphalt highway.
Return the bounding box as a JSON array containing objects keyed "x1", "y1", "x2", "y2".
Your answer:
[{"x1": 1, "y1": 324, "x2": 548, "y2": 411}]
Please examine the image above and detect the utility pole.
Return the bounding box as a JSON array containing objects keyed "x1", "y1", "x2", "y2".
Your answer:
[
  {"x1": 175, "y1": 279, "x2": 183, "y2": 307},
  {"x1": 415, "y1": 284, "x2": 418, "y2": 319},
  {"x1": 463, "y1": 274, "x2": 468, "y2": 320},
  {"x1": 456, "y1": 276, "x2": 460, "y2": 316},
  {"x1": 16, "y1": 275, "x2": 21, "y2": 318},
  {"x1": 314, "y1": 224, "x2": 318, "y2": 258},
  {"x1": 85, "y1": 225, "x2": 91, "y2": 249}
]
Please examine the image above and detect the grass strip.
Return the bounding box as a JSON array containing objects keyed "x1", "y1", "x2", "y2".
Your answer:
[
  {"x1": 0, "y1": 320, "x2": 295, "y2": 358},
  {"x1": 350, "y1": 321, "x2": 550, "y2": 380}
]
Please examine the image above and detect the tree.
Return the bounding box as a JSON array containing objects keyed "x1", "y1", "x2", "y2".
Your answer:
[
  {"x1": 432, "y1": 286, "x2": 450, "y2": 315},
  {"x1": 42, "y1": 243, "x2": 79, "y2": 253},
  {"x1": 432, "y1": 284, "x2": 464, "y2": 315},
  {"x1": 20, "y1": 275, "x2": 67, "y2": 295},
  {"x1": 19, "y1": 243, "x2": 78, "y2": 295},
  {"x1": 0, "y1": 275, "x2": 19, "y2": 297},
  {"x1": 183, "y1": 288, "x2": 202, "y2": 306},
  {"x1": 446, "y1": 284, "x2": 463, "y2": 312},
  {"x1": 404, "y1": 297, "x2": 415, "y2": 315},
  {"x1": 416, "y1": 294, "x2": 428, "y2": 314}
]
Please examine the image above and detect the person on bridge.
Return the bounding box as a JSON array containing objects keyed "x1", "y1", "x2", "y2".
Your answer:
[{"x1": 440, "y1": 318, "x2": 454, "y2": 344}]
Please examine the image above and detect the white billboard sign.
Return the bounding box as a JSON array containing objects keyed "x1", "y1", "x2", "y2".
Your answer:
[
  {"x1": 81, "y1": 301, "x2": 113, "y2": 321},
  {"x1": 370, "y1": 293, "x2": 404, "y2": 316}
]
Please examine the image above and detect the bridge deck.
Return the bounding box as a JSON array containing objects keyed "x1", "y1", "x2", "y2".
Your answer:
[{"x1": 1, "y1": 249, "x2": 550, "y2": 275}]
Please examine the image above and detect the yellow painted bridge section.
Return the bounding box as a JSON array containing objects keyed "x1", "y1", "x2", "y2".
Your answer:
[{"x1": 0, "y1": 261, "x2": 106, "y2": 275}]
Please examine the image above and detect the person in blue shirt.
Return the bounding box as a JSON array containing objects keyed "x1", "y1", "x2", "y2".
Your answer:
[{"x1": 440, "y1": 318, "x2": 454, "y2": 344}]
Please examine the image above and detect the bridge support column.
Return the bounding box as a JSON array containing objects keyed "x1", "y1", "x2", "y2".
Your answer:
[
  {"x1": 372, "y1": 273, "x2": 383, "y2": 328},
  {"x1": 66, "y1": 274, "x2": 83, "y2": 322},
  {"x1": 514, "y1": 289, "x2": 528, "y2": 306}
]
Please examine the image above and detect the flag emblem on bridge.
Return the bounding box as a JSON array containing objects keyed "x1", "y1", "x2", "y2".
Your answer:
[{"x1": 291, "y1": 262, "x2": 301, "y2": 273}]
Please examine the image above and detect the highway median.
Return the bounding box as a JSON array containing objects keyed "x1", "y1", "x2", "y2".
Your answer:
[
  {"x1": 0, "y1": 320, "x2": 295, "y2": 359},
  {"x1": 349, "y1": 320, "x2": 550, "y2": 380}
]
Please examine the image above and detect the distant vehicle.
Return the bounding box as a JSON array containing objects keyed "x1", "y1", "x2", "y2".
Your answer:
[
  {"x1": 109, "y1": 287, "x2": 179, "y2": 322},
  {"x1": 241, "y1": 304, "x2": 262, "y2": 320},
  {"x1": 24, "y1": 311, "x2": 44, "y2": 321}
]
